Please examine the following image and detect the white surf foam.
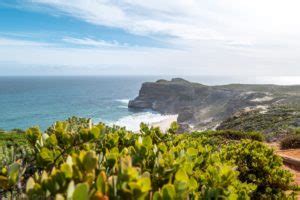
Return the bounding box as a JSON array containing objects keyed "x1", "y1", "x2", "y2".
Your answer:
[
  {"x1": 117, "y1": 105, "x2": 128, "y2": 109},
  {"x1": 115, "y1": 99, "x2": 130, "y2": 104},
  {"x1": 110, "y1": 112, "x2": 178, "y2": 132}
]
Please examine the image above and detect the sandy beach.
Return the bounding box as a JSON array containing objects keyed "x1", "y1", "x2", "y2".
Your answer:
[{"x1": 150, "y1": 115, "x2": 178, "y2": 132}]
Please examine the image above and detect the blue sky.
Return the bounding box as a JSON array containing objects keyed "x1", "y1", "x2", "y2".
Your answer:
[
  {"x1": 1, "y1": 0, "x2": 300, "y2": 75},
  {"x1": 0, "y1": 2, "x2": 166, "y2": 48}
]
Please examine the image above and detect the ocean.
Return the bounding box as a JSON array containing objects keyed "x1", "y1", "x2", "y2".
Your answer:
[{"x1": 1, "y1": 76, "x2": 299, "y2": 131}]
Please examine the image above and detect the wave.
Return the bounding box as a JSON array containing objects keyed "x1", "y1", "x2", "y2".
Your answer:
[
  {"x1": 115, "y1": 99, "x2": 130, "y2": 104},
  {"x1": 117, "y1": 105, "x2": 128, "y2": 109},
  {"x1": 109, "y1": 112, "x2": 177, "y2": 132}
]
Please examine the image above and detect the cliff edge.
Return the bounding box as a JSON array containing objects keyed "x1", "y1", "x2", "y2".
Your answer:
[{"x1": 129, "y1": 78, "x2": 300, "y2": 134}]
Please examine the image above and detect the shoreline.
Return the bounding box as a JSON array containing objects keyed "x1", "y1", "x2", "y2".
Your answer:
[
  {"x1": 104, "y1": 113, "x2": 178, "y2": 133},
  {"x1": 150, "y1": 114, "x2": 178, "y2": 132}
]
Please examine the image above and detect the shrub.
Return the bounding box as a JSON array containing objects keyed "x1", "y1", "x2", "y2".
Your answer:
[
  {"x1": 222, "y1": 140, "x2": 294, "y2": 199},
  {"x1": 201, "y1": 130, "x2": 264, "y2": 142},
  {"x1": 215, "y1": 130, "x2": 264, "y2": 141},
  {"x1": 0, "y1": 132, "x2": 29, "y2": 148},
  {"x1": 11, "y1": 128, "x2": 25, "y2": 134},
  {"x1": 0, "y1": 117, "x2": 296, "y2": 199},
  {"x1": 280, "y1": 134, "x2": 300, "y2": 149}
]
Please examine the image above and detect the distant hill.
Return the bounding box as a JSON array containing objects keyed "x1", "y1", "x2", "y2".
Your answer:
[{"x1": 129, "y1": 78, "x2": 300, "y2": 139}]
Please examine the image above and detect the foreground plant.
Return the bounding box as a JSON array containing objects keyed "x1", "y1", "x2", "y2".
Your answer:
[{"x1": 0, "y1": 117, "x2": 297, "y2": 199}]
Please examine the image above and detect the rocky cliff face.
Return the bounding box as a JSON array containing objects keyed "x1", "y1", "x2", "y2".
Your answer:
[{"x1": 129, "y1": 78, "x2": 300, "y2": 131}]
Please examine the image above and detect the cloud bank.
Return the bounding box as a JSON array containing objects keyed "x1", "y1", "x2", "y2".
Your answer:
[{"x1": 1, "y1": 0, "x2": 300, "y2": 75}]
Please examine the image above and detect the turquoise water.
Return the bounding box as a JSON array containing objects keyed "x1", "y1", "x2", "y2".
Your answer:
[
  {"x1": 1, "y1": 76, "x2": 299, "y2": 131},
  {"x1": 0, "y1": 76, "x2": 160, "y2": 130}
]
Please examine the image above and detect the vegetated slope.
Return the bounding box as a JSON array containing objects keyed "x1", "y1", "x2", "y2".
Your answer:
[
  {"x1": 0, "y1": 117, "x2": 298, "y2": 199},
  {"x1": 217, "y1": 105, "x2": 300, "y2": 141},
  {"x1": 129, "y1": 78, "x2": 300, "y2": 134}
]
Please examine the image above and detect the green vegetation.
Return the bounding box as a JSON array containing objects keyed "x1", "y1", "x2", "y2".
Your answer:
[
  {"x1": 280, "y1": 131, "x2": 300, "y2": 149},
  {"x1": 203, "y1": 130, "x2": 264, "y2": 142},
  {"x1": 0, "y1": 117, "x2": 297, "y2": 199},
  {"x1": 218, "y1": 105, "x2": 300, "y2": 141},
  {"x1": 224, "y1": 141, "x2": 293, "y2": 199},
  {"x1": 0, "y1": 130, "x2": 28, "y2": 147}
]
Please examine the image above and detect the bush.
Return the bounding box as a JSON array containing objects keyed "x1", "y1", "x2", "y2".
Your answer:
[
  {"x1": 223, "y1": 140, "x2": 294, "y2": 199},
  {"x1": 202, "y1": 130, "x2": 264, "y2": 142},
  {"x1": 11, "y1": 128, "x2": 25, "y2": 134},
  {"x1": 0, "y1": 132, "x2": 29, "y2": 148},
  {"x1": 280, "y1": 134, "x2": 300, "y2": 149},
  {"x1": 0, "y1": 117, "x2": 296, "y2": 199},
  {"x1": 216, "y1": 130, "x2": 264, "y2": 141}
]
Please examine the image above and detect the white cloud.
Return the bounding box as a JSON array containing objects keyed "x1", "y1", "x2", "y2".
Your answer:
[
  {"x1": 1, "y1": 37, "x2": 300, "y2": 76},
  {"x1": 26, "y1": 0, "x2": 300, "y2": 46},
  {"x1": 31, "y1": 0, "x2": 300, "y2": 39},
  {"x1": 29, "y1": 0, "x2": 225, "y2": 41},
  {"x1": 217, "y1": 0, "x2": 300, "y2": 34},
  {"x1": 1, "y1": 0, "x2": 300, "y2": 75},
  {"x1": 62, "y1": 37, "x2": 128, "y2": 48}
]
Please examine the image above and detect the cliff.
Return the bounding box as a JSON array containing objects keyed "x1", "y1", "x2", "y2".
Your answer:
[{"x1": 129, "y1": 78, "x2": 300, "y2": 133}]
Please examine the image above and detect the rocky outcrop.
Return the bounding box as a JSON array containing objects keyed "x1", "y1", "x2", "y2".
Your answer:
[{"x1": 129, "y1": 78, "x2": 300, "y2": 131}]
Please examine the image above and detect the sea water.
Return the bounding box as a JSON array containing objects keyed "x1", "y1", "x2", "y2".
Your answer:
[{"x1": 0, "y1": 76, "x2": 299, "y2": 131}]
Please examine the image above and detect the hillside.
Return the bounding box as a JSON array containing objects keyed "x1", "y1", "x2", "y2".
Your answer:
[
  {"x1": 129, "y1": 78, "x2": 300, "y2": 137},
  {"x1": 218, "y1": 105, "x2": 300, "y2": 141}
]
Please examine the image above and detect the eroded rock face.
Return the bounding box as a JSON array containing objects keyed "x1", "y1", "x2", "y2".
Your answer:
[{"x1": 129, "y1": 78, "x2": 300, "y2": 131}]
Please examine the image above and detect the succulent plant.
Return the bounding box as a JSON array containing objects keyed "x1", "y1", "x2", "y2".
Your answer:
[{"x1": 0, "y1": 117, "x2": 297, "y2": 199}]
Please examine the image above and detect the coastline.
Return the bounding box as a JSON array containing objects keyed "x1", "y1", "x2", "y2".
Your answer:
[
  {"x1": 106, "y1": 113, "x2": 178, "y2": 133},
  {"x1": 150, "y1": 114, "x2": 178, "y2": 132}
]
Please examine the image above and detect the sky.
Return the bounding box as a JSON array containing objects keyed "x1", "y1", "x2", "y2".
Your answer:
[{"x1": 0, "y1": 0, "x2": 300, "y2": 76}]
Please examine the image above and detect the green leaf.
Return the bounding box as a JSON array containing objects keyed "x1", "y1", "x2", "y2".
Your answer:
[
  {"x1": 46, "y1": 134, "x2": 58, "y2": 146},
  {"x1": 8, "y1": 162, "x2": 20, "y2": 185},
  {"x1": 26, "y1": 127, "x2": 42, "y2": 145},
  {"x1": 73, "y1": 183, "x2": 89, "y2": 200},
  {"x1": 175, "y1": 169, "x2": 189, "y2": 182},
  {"x1": 66, "y1": 155, "x2": 73, "y2": 166},
  {"x1": 139, "y1": 177, "x2": 151, "y2": 192},
  {"x1": 140, "y1": 123, "x2": 150, "y2": 134},
  {"x1": 41, "y1": 171, "x2": 48, "y2": 182},
  {"x1": 61, "y1": 163, "x2": 73, "y2": 178},
  {"x1": 79, "y1": 129, "x2": 90, "y2": 141},
  {"x1": 126, "y1": 167, "x2": 139, "y2": 180},
  {"x1": 187, "y1": 147, "x2": 198, "y2": 156},
  {"x1": 137, "y1": 136, "x2": 143, "y2": 145},
  {"x1": 96, "y1": 171, "x2": 107, "y2": 194},
  {"x1": 162, "y1": 184, "x2": 176, "y2": 200},
  {"x1": 39, "y1": 147, "x2": 54, "y2": 164},
  {"x1": 188, "y1": 177, "x2": 198, "y2": 191},
  {"x1": 83, "y1": 151, "x2": 98, "y2": 171},
  {"x1": 55, "y1": 194, "x2": 65, "y2": 200},
  {"x1": 153, "y1": 191, "x2": 162, "y2": 200},
  {"x1": 26, "y1": 177, "x2": 35, "y2": 192},
  {"x1": 67, "y1": 181, "x2": 75, "y2": 200},
  {"x1": 142, "y1": 136, "x2": 152, "y2": 148},
  {"x1": 90, "y1": 127, "x2": 100, "y2": 139},
  {"x1": 158, "y1": 143, "x2": 167, "y2": 153},
  {"x1": 106, "y1": 153, "x2": 117, "y2": 169}
]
